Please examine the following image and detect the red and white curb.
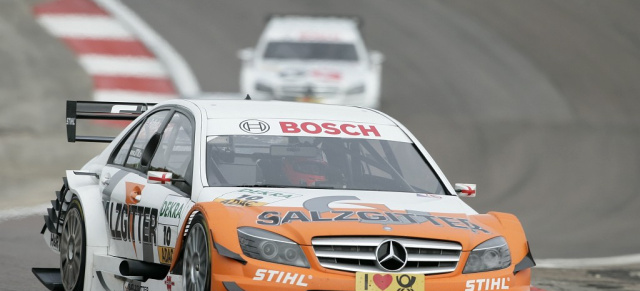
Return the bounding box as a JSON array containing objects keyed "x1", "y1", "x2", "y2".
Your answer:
[{"x1": 33, "y1": 0, "x2": 180, "y2": 103}]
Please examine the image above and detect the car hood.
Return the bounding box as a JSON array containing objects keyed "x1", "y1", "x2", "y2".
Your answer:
[{"x1": 198, "y1": 188, "x2": 501, "y2": 250}]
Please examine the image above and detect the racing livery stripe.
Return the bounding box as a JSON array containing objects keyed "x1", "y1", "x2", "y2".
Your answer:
[
  {"x1": 62, "y1": 38, "x2": 154, "y2": 57},
  {"x1": 33, "y1": 0, "x2": 107, "y2": 15},
  {"x1": 36, "y1": 15, "x2": 135, "y2": 40}
]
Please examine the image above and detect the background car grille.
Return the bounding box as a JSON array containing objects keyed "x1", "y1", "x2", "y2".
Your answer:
[
  {"x1": 280, "y1": 85, "x2": 339, "y2": 99},
  {"x1": 312, "y1": 237, "x2": 462, "y2": 274}
]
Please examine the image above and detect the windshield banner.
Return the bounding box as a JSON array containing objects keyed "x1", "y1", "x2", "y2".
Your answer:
[{"x1": 207, "y1": 119, "x2": 411, "y2": 142}]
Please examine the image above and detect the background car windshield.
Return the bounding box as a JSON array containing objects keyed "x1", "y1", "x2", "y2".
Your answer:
[
  {"x1": 206, "y1": 136, "x2": 445, "y2": 194},
  {"x1": 263, "y1": 41, "x2": 359, "y2": 61}
]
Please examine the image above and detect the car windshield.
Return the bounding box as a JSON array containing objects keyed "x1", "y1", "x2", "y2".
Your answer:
[
  {"x1": 263, "y1": 41, "x2": 359, "y2": 61},
  {"x1": 206, "y1": 136, "x2": 445, "y2": 194}
]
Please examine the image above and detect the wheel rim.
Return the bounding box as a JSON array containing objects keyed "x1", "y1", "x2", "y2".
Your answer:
[
  {"x1": 60, "y1": 208, "x2": 83, "y2": 290},
  {"x1": 183, "y1": 223, "x2": 209, "y2": 291}
]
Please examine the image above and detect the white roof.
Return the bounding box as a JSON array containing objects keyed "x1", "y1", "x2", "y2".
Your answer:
[
  {"x1": 191, "y1": 100, "x2": 391, "y2": 124},
  {"x1": 262, "y1": 16, "x2": 360, "y2": 42},
  {"x1": 182, "y1": 100, "x2": 410, "y2": 142}
]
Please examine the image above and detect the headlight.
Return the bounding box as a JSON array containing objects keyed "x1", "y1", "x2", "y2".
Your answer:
[
  {"x1": 346, "y1": 84, "x2": 365, "y2": 95},
  {"x1": 255, "y1": 82, "x2": 274, "y2": 94},
  {"x1": 237, "y1": 227, "x2": 310, "y2": 268},
  {"x1": 463, "y1": 237, "x2": 511, "y2": 273}
]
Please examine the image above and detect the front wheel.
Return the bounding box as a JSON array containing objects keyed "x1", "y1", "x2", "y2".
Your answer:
[
  {"x1": 182, "y1": 215, "x2": 212, "y2": 291},
  {"x1": 60, "y1": 198, "x2": 86, "y2": 291}
]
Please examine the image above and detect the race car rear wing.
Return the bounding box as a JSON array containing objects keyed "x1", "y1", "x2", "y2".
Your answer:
[{"x1": 66, "y1": 100, "x2": 155, "y2": 143}]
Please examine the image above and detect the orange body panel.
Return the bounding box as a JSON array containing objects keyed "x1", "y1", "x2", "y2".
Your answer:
[
  {"x1": 172, "y1": 203, "x2": 533, "y2": 291},
  {"x1": 208, "y1": 252, "x2": 531, "y2": 291}
]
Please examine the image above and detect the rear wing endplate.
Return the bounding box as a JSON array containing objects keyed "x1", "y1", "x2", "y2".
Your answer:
[{"x1": 66, "y1": 100, "x2": 155, "y2": 143}]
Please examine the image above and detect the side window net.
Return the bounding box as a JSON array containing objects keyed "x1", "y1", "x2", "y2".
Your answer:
[
  {"x1": 124, "y1": 110, "x2": 169, "y2": 171},
  {"x1": 112, "y1": 124, "x2": 141, "y2": 166},
  {"x1": 150, "y1": 112, "x2": 194, "y2": 193}
]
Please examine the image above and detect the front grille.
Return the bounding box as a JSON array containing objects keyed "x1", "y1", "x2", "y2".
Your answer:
[
  {"x1": 280, "y1": 86, "x2": 339, "y2": 98},
  {"x1": 312, "y1": 237, "x2": 462, "y2": 274}
]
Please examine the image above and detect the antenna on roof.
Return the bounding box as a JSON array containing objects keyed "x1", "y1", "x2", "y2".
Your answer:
[{"x1": 245, "y1": 94, "x2": 252, "y2": 100}]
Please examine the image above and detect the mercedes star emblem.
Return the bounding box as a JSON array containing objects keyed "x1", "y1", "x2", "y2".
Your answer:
[{"x1": 375, "y1": 239, "x2": 408, "y2": 271}]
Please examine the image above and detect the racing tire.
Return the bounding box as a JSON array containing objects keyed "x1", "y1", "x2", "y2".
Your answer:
[
  {"x1": 60, "y1": 198, "x2": 86, "y2": 291},
  {"x1": 182, "y1": 215, "x2": 212, "y2": 291}
]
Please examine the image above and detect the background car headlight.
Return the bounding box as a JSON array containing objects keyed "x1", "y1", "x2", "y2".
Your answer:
[
  {"x1": 255, "y1": 82, "x2": 274, "y2": 94},
  {"x1": 463, "y1": 236, "x2": 511, "y2": 273},
  {"x1": 346, "y1": 84, "x2": 365, "y2": 95},
  {"x1": 237, "y1": 227, "x2": 310, "y2": 268}
]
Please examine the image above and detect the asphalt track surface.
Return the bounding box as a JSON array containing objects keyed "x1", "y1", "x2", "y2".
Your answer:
[
  {"x1": 121, "y1": 0, "x2": 640, "y2": 259},
  {"x1": 2, "y1": 0, "x2": 640, "y2": 290}
]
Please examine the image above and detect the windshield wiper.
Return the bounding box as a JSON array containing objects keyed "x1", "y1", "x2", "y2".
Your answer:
[{"x1": 238, "y1": 184, "x2": 335, "y2": 189}]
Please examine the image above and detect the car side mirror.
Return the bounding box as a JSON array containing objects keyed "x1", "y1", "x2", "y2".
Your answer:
[
  {"x1": 147, "y1": 171, "x2": 186, "y2": 185},
  {"x1": 455, "y1": 183, "x2": 476, "y2": 197},
  {"x1": 369, "y1": 50, "x2": 384, "y2": 65},
  {"x1": 237, "y1": 47, "x2": 255, "y2": 62}
]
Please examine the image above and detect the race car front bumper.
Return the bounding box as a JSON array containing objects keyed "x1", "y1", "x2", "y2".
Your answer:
[{"x1": 210, "y1": 246, "x2": 533, "y2": 291}]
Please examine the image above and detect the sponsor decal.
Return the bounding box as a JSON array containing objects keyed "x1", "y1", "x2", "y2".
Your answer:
[
  {"x1": 158, "y1": 246, "x2": 174, "y2": 265},
  {"x1": 279, "y1": 68, "x2": 305, "y2": 79},
  {"x1": 49, "y1": 232, "x2": 59, "y2": 251},
  {"x1": 214, "y1": 195, "x2": 269, "y2": 207},
  {"x1": 256, "y1": 210, "x2": 488, "y2": 233},
  {"x1": 240, "y1": 119, "x2": 270, "y2": 134},
  {"x1": 456, "y1": 184, "x2": 477, "y2": 197},
  {"x1": 256, "y1": 196, "x2": 490, "y2": 233},
  {"x1": 125, "y1": 281, "x2": 149, "y2": 291},
  {"x1": 280, "y1": 121, "x2": 380, "y2": 137},
  {"x1": 157, "y1": 224, "x2": 177, "y2": 265},
  {"x1": 129, "y1": 147, "x2": 143, "y2": 159},
  {"x1": 159, "y1": 200, "x2": 184, "y2": 219},
  {"x1": 253, "y1": 269, "x2": 311, "y2": 287},
  {"x1": 164, "y1": 276, "x2": 176, "y2": 291},
  {"x1": 311, "y1": 69, "x2": 341, "y2": 81},
  {"x1": 299, "y1": 32, "x2": 341, "y2": 42},
  {"x1": 104, "y1": 202, "x2": 158, "y2": 246},
  {"x1": 465, "y1": 277, "x2": 511, "y2": 291},
  {"x1": 357, "y1": 272, "x2": 424, "y2": 291},
  {"x1": 213, "y1": 188, "x2": 300, "y2": 207},
  {"x1": 125, "y1": 182, "x2": 144, "y2": 205},
  {"x1": 416, "y1": 193, "x2": 442, "y2": 199},
  {"x1": 148, "y1": 171, "x2": 173, "y2": 185},
  {"x1": 162, "y1": 225, "x2": 173, "y2": 246},
  {"x1": 236, "y1": 188, "x2": 301, "y2": 199}
]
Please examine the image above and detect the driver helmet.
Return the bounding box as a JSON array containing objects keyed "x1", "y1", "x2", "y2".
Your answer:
[{"x1": 282, "y1": 156, "x2": 328, "y2": 186}]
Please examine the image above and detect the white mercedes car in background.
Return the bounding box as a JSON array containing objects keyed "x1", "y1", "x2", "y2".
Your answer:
[{"x1": 238, "y1": 14, "x2": 384, "y2": 108}]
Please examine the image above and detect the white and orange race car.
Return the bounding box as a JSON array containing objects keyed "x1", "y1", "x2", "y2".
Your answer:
[{"x1": 33, "y1": 99, "x2": 535, "y2": 291}]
